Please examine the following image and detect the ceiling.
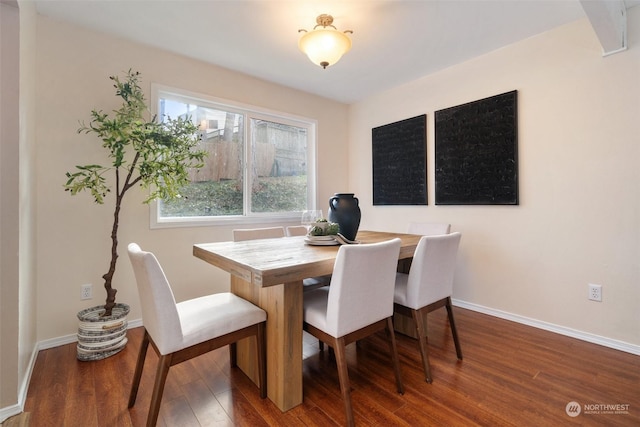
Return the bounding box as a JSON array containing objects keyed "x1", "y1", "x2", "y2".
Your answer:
[{"x1": 34, "y1": 0, "x2": 637, "y2": 104}]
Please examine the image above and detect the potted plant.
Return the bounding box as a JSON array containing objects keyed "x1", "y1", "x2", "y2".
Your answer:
[{"x1": 65, "y1": 70, "x2": 206, "y2": 360}]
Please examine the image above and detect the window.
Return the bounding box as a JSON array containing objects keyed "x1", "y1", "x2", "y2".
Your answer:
[{"x1": 150, "y1": 85, "x2": 317, "y2": 228}]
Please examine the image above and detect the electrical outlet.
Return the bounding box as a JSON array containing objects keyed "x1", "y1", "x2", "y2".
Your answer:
[
  {"x1": 588, "y1": 283, "x2": 602, "y2": 302},
  {"x1": 81, "y1": 284, "x2": 93, "y2": 300}
]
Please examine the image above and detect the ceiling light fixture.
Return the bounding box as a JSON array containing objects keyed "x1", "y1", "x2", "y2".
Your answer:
[{"x1": 298, "y1": 14, "x2": 353, "y2": 69}]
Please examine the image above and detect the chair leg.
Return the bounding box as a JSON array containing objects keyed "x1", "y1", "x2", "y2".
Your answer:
[
  {"x1": 128, "y1": 329, "x2": 150, "y2": 408},
  {"x1": 446, "y1": 297, "x2": 463, "y2": 360},
  {"x1": 385, "y1": 317, "x2": 404, "y2": 394},
  {"x1": 334, "y1": 337, "x2": 355, "y2": 427},
  {"x1": 412, "y1": 308, "x2": 433, "y2": 383},
  {"x1": 256, "y1": 322, "x2": 267, "y2": 399},
  {"x1": 146, "y1": 353, "x2": 172, "y2": 427}
]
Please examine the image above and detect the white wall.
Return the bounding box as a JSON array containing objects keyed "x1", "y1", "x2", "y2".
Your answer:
[
  {"x1": 35, "y1": 15, "x2": 349, "y2": 341},
  {"x1": 349, "y1": 11, "x2": 640, "y2": 346}
]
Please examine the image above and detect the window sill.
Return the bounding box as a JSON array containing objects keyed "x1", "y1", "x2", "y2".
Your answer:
[{"x1": 150, "y1": 213, "x2": 302, "y2": 229}]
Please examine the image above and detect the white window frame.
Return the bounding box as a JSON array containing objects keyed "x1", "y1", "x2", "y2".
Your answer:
[{"x1": 149, "y1": 84, "x2": 318, "y2": 229}]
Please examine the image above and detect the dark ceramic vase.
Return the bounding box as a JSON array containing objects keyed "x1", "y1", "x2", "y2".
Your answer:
[{"x1": 328, "y1": 193, "x2": 361, "y2": 241}]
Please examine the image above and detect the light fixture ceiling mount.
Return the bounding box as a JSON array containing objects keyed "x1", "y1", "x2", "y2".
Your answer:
[{"x1": 298, "y1": 14, "x2": 353, "y2": 69}]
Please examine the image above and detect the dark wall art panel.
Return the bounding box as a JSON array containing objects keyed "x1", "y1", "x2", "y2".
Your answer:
[
  {"x1": 372, "y1": 114, "x2": 427, "y2": 205},
  {"x1": 435, "y1": 90, "x2": 518, "y2": 205}
]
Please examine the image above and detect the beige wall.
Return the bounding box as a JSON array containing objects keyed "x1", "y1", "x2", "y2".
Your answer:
[
  {"x1": 35, "y1": 15, "x2": 349, "y2": 341},
  {"x1": 0, "y1": 0, "x2": 37, "y2": 415},
  {"x1": 18, "y1": 0, "x2": 37, "y2": 406},
  {"x1": 349, "y1": 11, "x2": 640, "y2": 346},
  {"x1": 1, "y1": 1, "x2": 21, "y2": 410}
]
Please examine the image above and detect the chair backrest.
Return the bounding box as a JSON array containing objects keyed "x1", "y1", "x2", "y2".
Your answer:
[
  {"x1": 408, "y1": 222, "x2": 451, "y2": 236},
  {"x1": 326, "y1": 238, "x2": 401, "y2": 337},
  {"x1": 405, "y1": 232, "x2": 461, "y2": 309},
  {"x1": 286, "y1": 225, "x2": 308, "y2": 237},
  {"x1": 233, "y1": 226, "x2": 286, "y2": 241},
  {"x1": 127, "y1": 243, "x2": 182, "y2": 355}
]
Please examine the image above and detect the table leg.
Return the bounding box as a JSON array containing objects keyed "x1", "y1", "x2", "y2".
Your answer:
[
  {"x1": 230, "y1": 276, "x2": 303, "y2": 412},
  {"x1": 393, "y1": 311, "x2": 420, "y2": 338}
]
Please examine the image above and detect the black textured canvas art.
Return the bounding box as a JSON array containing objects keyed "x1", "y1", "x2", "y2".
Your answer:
[
  {"x1": 372, "y1": 114, "x2": 427, "y2": 205},
  {"x1": 435, "y1": 91, "x2": 518, "y2": 205}
]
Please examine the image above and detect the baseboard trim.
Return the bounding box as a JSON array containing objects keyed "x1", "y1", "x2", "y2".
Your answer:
[
  {"x1": 37, "y1": 318, "x2": 143, "y2": 350},
  {"x1": 452, "y1": 299, "x2": 640, "y2": 356},
  {"x1": 0, "y1": 337, "x2": 41, "y2": 423},
  {"x1": 0, "y1": 404, "x2": 22, "y2": 424}
]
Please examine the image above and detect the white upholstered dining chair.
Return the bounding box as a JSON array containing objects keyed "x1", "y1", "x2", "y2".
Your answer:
[
  {"x1": 397, "y1": 222, "x2": 451, "y2": 273},
  {"x1": 285, "y1": 225, "x2": 308, "y2": 236},
  {"x1": 393, "y1": 232, "x2": 462, "y2": 383},
  {"x1": 303, "y1": 238, "x2": 404, "y2": 427},
  {"x1": 127, "y1": 243, "x2": 267, "y2": 427}
]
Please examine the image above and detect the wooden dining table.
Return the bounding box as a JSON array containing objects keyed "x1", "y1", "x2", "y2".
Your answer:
[{"x1": 193, "y1": 230, "x2": 422, "y2": 412}]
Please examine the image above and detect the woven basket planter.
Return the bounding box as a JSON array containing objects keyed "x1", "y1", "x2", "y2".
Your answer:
[{"x1": 76, "y1": 303, "x2": 130, "y2": 361}]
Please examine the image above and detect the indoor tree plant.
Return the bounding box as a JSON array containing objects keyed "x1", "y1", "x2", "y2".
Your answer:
[{"x1": 65, "y1": 70, "x2": 206, "y2": 360}]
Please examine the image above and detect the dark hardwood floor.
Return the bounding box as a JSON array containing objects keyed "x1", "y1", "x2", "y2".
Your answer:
[{"x1": 24, "y1": 308, "x2": 639, "y2": 426}]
